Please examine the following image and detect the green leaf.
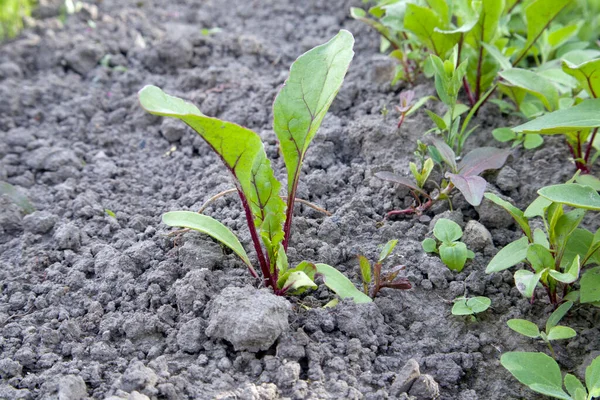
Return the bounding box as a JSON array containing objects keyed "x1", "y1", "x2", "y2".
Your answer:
[
  {"x1": 433, "y1": 218, "x2": 463, "y2": 243},
  {"x1": 586, "y1": 354, "x2": 600, "y2": 397},
  {"x1": 458, "y1": 147, "x2": 512, "y2": 177},
  {"x1": 162, "y1": 211, "x2": 254, "y2": 273},
  {"x1": 515, "y1": 0, "x2": 571, "y2": 65},
  {"x1": 486, "y1": 236, "x2": 529, "y2": 273},
  {"x1": 273, "y1": 30, "x2": 354, "y2": 198},
  {"x1": 549, "y1": 254, "x2": 580, "y2": 284},
  {"x1": 492, "y1": 128, "x2": 517, "y2": 142},
  {"x1": 484, "y1": 193, "x2": 532, "y2": 240},
  {"x1": 422, "y1": 238, "x2": 438, "y2": 253},
  {"x1": 430, "y1": 137, "x2": 457, "y2": 172},
  {"x1": 276, "y1": 243, "x2": 289, "y2": 275},
  {"x1": 538, "y1": 184, "x2": 600, "y2": 211},
  {"x1": 439, "y1": 242, "x2": 469, "y2": 272},
  {"x1": 358, "y1": 255, "x2": 372, "y2": 285},
  {"x1": 315, "y1": 263, "x2": 373, "y2": 304},
  {"x1": 576, "y1": 175, "x2": 600, "y2": 191},
  {"x1": 512, "y1": 99, "x2": 600, "y2": 134},
  {"x1": 507, "y1": 319, "x2": 541, "y2": 338},
  {"x1": 523, "y1": 133, "x2": 544, "y2": 149},
  {"x1": 501, "y1": 352, "x2": 570, "y2": 399},
  {"x1": 375, "y1": 171, "x2": 427, "y2": 196},
  {"x1": 425, "y1": 109, "x2": 448, "y2": 130},
  {"x1": 564, "y1": 374, "x2": 586, "y2": 400},
  {"x1": 498, "y1": 69, "x2": 559, "y2": 111},
  {"x1": 104, "y1": 209, "x2": 116, "y2": 218},
  {"x1": 139, "y1": 86, "x2": 286, "y2": 262},
  {"x1": 277, "y1": 260, "x2": 316, "y2": 291},
  {"x1": 563, "y1": 228, "x2": 594, "y2": 269},
  {"x1": 580, "y1": 267, "x2": 600, "y2": 304},
  {"x1": 546, "y1": 326, "x2": 577, "y2": 341},
  {"x1": 481, "y1": 42, "x2": 512, "y2": 71},
  {"x1": 514, "y1": 269, "x2": 544, "y2": 298},
  {"x1": 447, "y1": 173, "x2": 487, "y2": 206},
  {"x1": 546, "y1": 301, "x2": 573, "y2": 332},
  {"x1": 524, "y1": 196, "x2": 553, "y2": 218},
  {"x1": 282, "y1": 270, "x2": 317, "y2": 292},
  {"x1": 378, "y1": 239, "x2": 398, "y2": 262},
  {"x1": 562, "y1": 58, "x2": 600, "y2": 99},
  {"x1": 0, "y1": 181, "x2": 35, "y2": 214},
  {"x1": 452, "y1": 296, "x2": 491, "y2": 316},
  {"x1": 527, "y1": 244, "x2": 555, "y2": 273},
  {"x1": 534, "y1": 228, "x2": 550, "y2": 249},
  {"x1": 404, "y1": 3, "x2": 459, "y2": 57}
]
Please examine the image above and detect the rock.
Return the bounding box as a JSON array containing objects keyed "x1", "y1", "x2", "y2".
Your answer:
[
  {"x1": 160, "y1": 118, "x2": 186, "y2": 142},
  {"x1": 23, "y1": 211, "x2": 57, "y2": 234},
  {"x1": 119, "y1": 361, "x2": 158, "y2": 394},
  {"x1": 176, "y1": 318, "x2": 206, "y2": 353},
  {"x1": 409, "y1": 374, "x2": 440, "y2": 399},
  {"x1": 275, "y1": 361, "x2": 301, "y2": 388},
  {"x1": 335, "y1": 301, "x2": 385, "y2": 347},
  {"x1": 390, "y1": 358, "x2": 421, "y2": 395},
  {"x1": 53, "y1": 223, "x2": 81, "y2": 250},
  {"x1": 128, "y1": 392, "x2": 151, "y2": 400},
  {"x1": 477, "y1": 193, "x2": 514, "y2": 229},
  {"x1": 179, "y1": 237, "x2": 224, "y2": 271},
  {"x1": 429, "y1": 210, "x2": 464, "y2": 231},
  {"x1": 462, "y1": 220, "x2": 493, "y2": 252},
  {"x1": 496, "y1": 166, "x2": 519, "y2": 191},
  {"x1": 0, "y1": 358, "x2": 22, "y2": 379},
  {"x1": 205, "y1": 286, "x2": 291, "y2": 352},
  {"x1": 5, "y1": 127, "x2": 34, "y2": 147},
  {"x1": 0, "y1": 197, "x2": 23, "y2": 236},
  {"x1": 0, "y1": 62, "x2": 23, "y2": 80},
  {"x1": 63, "y1": 43, "x2": 104, "y2": 75},
  {"x1": 57, "y1": 375, "x2": 87, "y2": 400},
  {"x1": 26, "y1": 147, "x2": 81, "y2": 172}
]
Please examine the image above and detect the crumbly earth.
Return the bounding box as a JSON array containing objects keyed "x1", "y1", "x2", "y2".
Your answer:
[{"x1": 1, "y1": 0, "x2": 599, "y2": 399}]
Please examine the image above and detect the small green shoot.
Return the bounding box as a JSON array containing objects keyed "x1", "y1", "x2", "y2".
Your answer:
[
  {"x1": 451, "y1": 296, "x2": 491, "y2": 320},
  {"x1": 357, "y1": 240, "x2": 412, "y2": 298},
  {"x1": 507, "y1": 301, "x2": 576, "y2": 358},
  {"x1": 501, "y1": 352, "x2": 600, "y2": 400},
  {"x1": 0, "y1": 181, "x2": 35, "y2": 214},
  {"x1": 422, "y1": 218, "x2": 475, "y2": 272}
]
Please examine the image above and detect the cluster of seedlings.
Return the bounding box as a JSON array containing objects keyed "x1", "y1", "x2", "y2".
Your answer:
[{"x1": 132, "y1": 0, "x2": 600, "y2": 397}]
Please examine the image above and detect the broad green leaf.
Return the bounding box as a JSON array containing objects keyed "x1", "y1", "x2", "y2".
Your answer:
[
  {"x1": 523, "y1": 133, "x2": 544, "y2": 149},
  {"x1": 276, "y1": 243, "x2": 289, "y2": 275},
  {"x1": 562, "y1": 58, "x2": 600, "y2": 98},
  {"x1": 507, "y1": 319, "x2": 541, "y2": 338},
  {"x1": 484, "y1": 193, "x2": 532, "y2": 240},
  {"x1": 514, "y1": 0, "x2": 571, "y2": 65},
  {"x1": 492, "y1": 128, "x2": 516, "y2": 142},
  {"x1": 162, "y1": 211, "x2": 254, "y2": 273},
  {"x1": 139, "y1": 86, "x2": 286, "y2": 262},
  {"x1": 501, "y1": 352, "x2": 569, "y2": 399},
  {"x1": 458, "y1": 147, "x2": 511, "y2": 177},
  {"x1": 486, "y1": 237, "x2": 529, "y2": 273},
  {"x1": 422, "y1": 238, "x2": 438, "y2": 253},
  {"x1": 315, "y1": 263, "x2": 373, "y2": 304},
  {"x1": 524, "y1": 196, "x2": 553, "y2": 218},
  {"x1": 439, "y1": 241, "x2": 469, "y2": 272},
  {"x1": 447, "y1": 173, "x2": 487, "y2": 206},
  {"x1": 564, "y1": 373, "x2": 586, "y2": 399},
  {"x1": 499, "y1": 69, "x2": 559, "y2": 111},
  {"x1": 583, "y1": 228, "x2": 600, "y2": 264},
  {"x1": 277, "y1": 260, "x2": 316, "y2": 289},
  {"x1": 534, "y1": 228, "x2": 550, "y2": 249},
  {"x1": 563, "y1": 228, "x2": 594, "y2": 269},
  {"x1": 546, "y1": 326, "x2": 577, "y2": 341},
  {"x1": 482, "y1": 42, "x2": 512, "y2": 71},
  {"x1": 576, "y1": 175, "x2": 600, "y2": 191},
  {"x1": 273, "y1": 30, "x2": 354, "y2": 198},
  {"x1": 404, "y1": 4, "x2": 460, "y2": 57},
  {"x1": 527, "y1": 244, "x2": 555, "y2": 272},
  {"x1": 546, "y1": 300, "x2": 573, "y2": 331},
  {"x1": 554, "y1": 210, "x2": 587, "y2": 256},
  {"x1": 512, "y1": 99, "x2": 600, "y2": 134},
  {"x1": 358, "y1": 255, "x2": 372, "y2": 285},
  {"x1": 431, "y1": 137, "x2": 457, "y2": 172},
  {"x1": 433, "y1": 218, "x2": 463, "y2": 243},
  {"x1": 378, "y1": 239, "x2": 398, "y2": 262},
  {"x1": 425, "y1": 109, "x2": 448, "y2": 130},
  {"x1": 452, "y1": 296, "x2": 491, "y2": 316},
  {"x1": 586, "y1": 355, "x2": 600, "y2": 397},
  {"x1": 580, "y1": 266, "x2": 600, "y2": 304},
  {"x1": 538, "y1": 184, "x2": 600, "y2": 211},
  {"x1": 282, "y1": 271, "x2": 317, "y2": 292},
  {"x1": 514, "y1": 269, "x2": 544, "y2": 298},
  {"x1": 0, "y1": 181, "x2": 35, "y2": 214}
]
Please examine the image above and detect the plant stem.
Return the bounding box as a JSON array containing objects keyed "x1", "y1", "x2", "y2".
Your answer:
[
  {"x1": 584, "y1": 127, "x2": 598, "y2": 171},
  {"x1": 463, "y1": 78, "x2": 476, "y2": 108},
  {"x1": 282, "y1": 178, "x2": 300, "y2": 251},
  {"x1": 386, "y1": 183, "x2": 454, "y2": 218}
]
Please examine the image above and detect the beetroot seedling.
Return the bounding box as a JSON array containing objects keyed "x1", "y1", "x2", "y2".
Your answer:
[
  {"x1": 422, "y1": 218, "x2": 474, "y2": 272},
  {"x1": 139, "y1": 31, "x2": 370, "y2": 303},
  {"x1": 357, "y1": 240, "x2": 411, "y2": 298}
]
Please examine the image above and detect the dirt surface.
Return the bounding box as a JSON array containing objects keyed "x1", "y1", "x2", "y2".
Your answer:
[{"x1": 1, "y1": 1, "x2": 599, "y2": 399}]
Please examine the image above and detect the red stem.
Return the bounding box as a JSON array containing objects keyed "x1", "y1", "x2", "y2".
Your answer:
[
  {"x1": 584, "y1": 127, "x2": 598, "y2": 170},
  {"x1": 463, "y1": 78, "x2": 476, "y2": 107},
  {"x1": 282, "y1": 177, "x2": 299, "y2": 251}
]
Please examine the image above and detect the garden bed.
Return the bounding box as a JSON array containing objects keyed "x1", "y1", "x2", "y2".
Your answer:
[{"x1": 0, "y1": 0, "x2": 598, "y2": 399}]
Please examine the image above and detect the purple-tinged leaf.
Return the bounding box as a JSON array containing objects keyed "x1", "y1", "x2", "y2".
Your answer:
[
  {"x1": 382, "y1": 278, "x2": 412, "y2": 290},
  {"x1": 447, "y1": 173, "x2": 487, "y2": 206},
  {"x1": 459, "y1": 147, "x2": 511, "y2": 176},
  {"x1": 375, "y1": 171, "x2": 426, "y2": 195},
  {"x1": 430, "y1": 137, "x2": 457, "y2": 171}
]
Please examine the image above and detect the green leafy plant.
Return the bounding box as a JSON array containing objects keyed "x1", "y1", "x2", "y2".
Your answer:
[
  {"x1": 485, "y1": 183, "x2": 600, "y2": 306},
  {"x1": 0, "y1": 0, "x2": 33, "y2": 41},
  {"x1": 451, "y1": 296, "x2": 491, "y2": 319},
  {"x1": 377, "y1": 139, "x2": 510, "y2": 216},
  {"x1": 507, "y1": 301, "x2": 576, "y2": 358},
  {"x1": 492, "y1": 127, "x2": 544, "y2": 150},
  {"x1": 422, "y1": 218, "x2": 475, "y2": 272},
  {"x1": 501, "y1": 352, "x2": 600, "y2": 400},
  {"x1": 138, "y1": 31, "x2": 370, "y2": 303},
  {"x1": 357, "y1": 239, "x2": 412, "y2": 298}
]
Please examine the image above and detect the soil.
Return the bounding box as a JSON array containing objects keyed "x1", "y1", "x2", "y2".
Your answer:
[{"x1": 1, "y1": 0, "x2": 599, "y2": 399}]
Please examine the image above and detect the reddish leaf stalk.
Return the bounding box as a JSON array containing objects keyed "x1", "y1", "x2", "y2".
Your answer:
[
  {"x1": 386, "y1": 183, "x2": 454, "y2": 218},
  {"x1": 282, "y1": 175, "x2": 300, "y2": 251},
  {"x1": 584, "y1": 127, "x2": 599, "y2": 171}
]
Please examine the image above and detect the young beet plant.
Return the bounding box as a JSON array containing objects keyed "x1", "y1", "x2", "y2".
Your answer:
[
  {"x1": 139, "y1": 31, "x2": 370, "y2": 303},
  {"x1": 422, "y1": 218, "x2": 475, "y2": 272}
]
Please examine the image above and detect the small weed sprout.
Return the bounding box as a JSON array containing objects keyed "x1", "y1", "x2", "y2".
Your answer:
[
  {"x1": 357, "y1": 240, "x2": 411, "y2": 299},
  {"x1": 422, "y1": 218, "x2": 474, "y2": 272}
]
